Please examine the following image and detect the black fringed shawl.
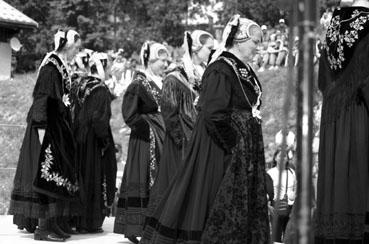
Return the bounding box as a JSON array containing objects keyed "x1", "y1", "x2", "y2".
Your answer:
[{"x1": 161, "y1": 66, "x2": 198, "y2": 146}]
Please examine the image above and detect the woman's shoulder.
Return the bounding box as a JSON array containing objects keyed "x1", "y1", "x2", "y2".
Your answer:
[
  {"x1": 36, "y1": 64, "x2": 62, "y2": 87},
  {"x1": 126, "y1": 71, "x2": 153, "y2": 95},
  {"x1": 39, "y1": 62, "x2": 60, "y2": 76},
  {"x1": 164, "y1": 68, "x2": 189, "y2": 86},
  {"x1": 131, "y1": 70, "x2": 147, "y2": 85},
  {"x1": 204, "y1": 58, "x2": 235, "y2": 78},
  {"x1": 126, "y1": 71, "x2": 147, "y2": 89},
  {"x1": 41, "y1": 53, "x2": 68, "y2": 77}
]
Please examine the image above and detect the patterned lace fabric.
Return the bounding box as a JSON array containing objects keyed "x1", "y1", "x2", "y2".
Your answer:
[
  {"x1": 315, "y1": 213, "x2": 366, "y2": 239},
  {"x1": 325, "y1": 7, "x2": 369, "y2": 72},
  {"x1": 140, "y1": 73, "x2": 162, "y2": 189},
  {"x1": 202, "y1": 110, "x2": 270, "y2": 243},
  {"x1": 148, "y1": 127, "x2": 158, "y2": 188},
  {"x1": 77, "y1": 77, "x2": 107, "y2": 105}
]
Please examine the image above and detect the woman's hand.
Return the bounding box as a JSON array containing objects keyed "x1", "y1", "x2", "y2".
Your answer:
[
  {"x1": 38, "y1": 128, "x2": 45, "y2": 145},
  {"x1": 268, "y1": 202, "x2": 275, "y2": 217}
]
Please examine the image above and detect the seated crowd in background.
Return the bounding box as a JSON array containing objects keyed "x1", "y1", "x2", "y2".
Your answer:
[{"x1": 252, "y1": 19, "x2": 323, "y2": 72}]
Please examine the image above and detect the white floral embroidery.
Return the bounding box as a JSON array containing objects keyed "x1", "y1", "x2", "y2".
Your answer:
[
  {"x1": 135, "y1": 73, "x2": 161, "y2": 188},
  {"x1": 62, "y1": 94, "x2": 71, "y2": 107},
  {"x1": 140, "y1": 74, "x2": 161, "y2": 109},
  {"x1": 326, "y1": 10, "x2": 369, "y2": 70},
  {"x1": 148, "y1": 127, "x2": 157, "y2": 188},
  {"x1": 102, "y1": 179, "x2": 108, "y2": 207},
  {"x1": 78, "y1": 79, "x2": 106, "y2": 104},
  {"x1": 40, "y1": 144, "x2": 79, "y2": 193},
  {"x1": 47, "y1": 57, "x2": 70, "y2": 92}
]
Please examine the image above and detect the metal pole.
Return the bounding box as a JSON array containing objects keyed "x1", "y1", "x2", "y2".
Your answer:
[{"x1": 296, "y1": 0, "x2": 317, "y2": 243}]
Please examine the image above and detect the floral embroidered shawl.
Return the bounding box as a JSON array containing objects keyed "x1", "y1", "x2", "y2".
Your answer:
[{"x1": 325, "y1": 7, "x2": 369, "y2": 72}]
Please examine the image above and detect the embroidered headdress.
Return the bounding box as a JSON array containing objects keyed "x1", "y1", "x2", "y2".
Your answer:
[
  {"x1": 185, "y1": 30, "x2": 213, "y2": 55},
  {"x1": 74, "y1": 49, "x2": 93, "y2": 71},
  {"x1": 182, "y1": 30, "x2": 214, "y2": 85},
  {"x1": 54, "y1": 29, "x2": 80, "y2": 52},
  {"x1": 38, "y1": 29, "x2": 80, "y2": 73},
  {"x1": 89, "y1": 52, "x2": 109, "y2": 80},
  {"x1": 209, "y1": 15, "x2": 261, "y2": 64},
  {"x1": 140, "y1": 41, "x2": 169, "y2": 68}
]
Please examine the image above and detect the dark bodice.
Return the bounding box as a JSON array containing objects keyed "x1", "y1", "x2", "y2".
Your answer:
[
  {"x1": 26, "y1": 56, "x2": 70, "y2": 128},
  {"x1": 75, "y1": 76, "x2": 112, "y2": 142},
  {"x1": 196, "y1": 51, "x2": 262, "y2": 153},
  {"x1": 198, "y1": 51, "x2": 261, "y2": 112},
  {"x1": 319, "y1": 17, "x2": 369, "y2": 124},
  {"x1": 122, "y1": 71, "x2": 162, "y2": 139},
  {"x1": 161, "y1": 67, "x2": 198, "y2": 146}
]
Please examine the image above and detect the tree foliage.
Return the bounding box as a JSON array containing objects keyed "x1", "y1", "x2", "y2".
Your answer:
[
  {"x1": 7, "y1": 0, "x2": 333, "y2": 72},
  {"x1": 218, "y1": 0, "x2": 286, "y2": 26}
]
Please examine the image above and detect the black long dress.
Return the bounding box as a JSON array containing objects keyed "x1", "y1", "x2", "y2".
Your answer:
[
  {"x1": 75, "y1": 76, "x2": 117, "y2": 232},
  {"x1": 140, "y1": 51, "x2": 270, "y2": 244},
  {"x1": 314, "y1": 7, "x2": 369, "y2": 243},
  {"x1": 8, "y1": 53, "x2": 79, "y2": 231},
  {"x1": 114, "y1": 71, "x2": 165, "y2": 237},
  {"x1": 145, "y1": 66, "x2": 198, "y2": 217}
]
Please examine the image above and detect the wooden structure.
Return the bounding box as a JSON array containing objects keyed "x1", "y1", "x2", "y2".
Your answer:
[{"x1": 0, "y1": 0, "x2": 38, "y2": 80}]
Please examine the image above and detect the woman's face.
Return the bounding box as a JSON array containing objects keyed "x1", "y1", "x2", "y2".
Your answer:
[
  {"x1": 104, "y1": 60, "x2": 112, "y2": 80},
  {"x1": 195, "y1": 38, "x2": 214, "y2": 63},
  {"x1": 149, "y1": 54, "x2": 169, "y2": 77},
  {"x1": 237, "y1": 32, "x2": 262, "y2": 62},
  {"x1": 66, "y1": 39, "x2": 82, "y2": 62}
]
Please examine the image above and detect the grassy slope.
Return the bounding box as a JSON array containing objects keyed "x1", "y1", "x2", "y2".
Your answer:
[{"x1": 0, "y1": 68, "x2": 294, "y2": 213}]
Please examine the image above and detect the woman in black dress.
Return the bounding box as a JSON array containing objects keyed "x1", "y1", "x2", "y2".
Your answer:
[
  {"x1": 140, "y1": 15, "x2": 270, "y2": 244},
  {"x1": 114, "y1": 41, "x2": 169, "y2": 243},
  {"x1": 75, "y1": 52, "x2": 117, "y2": 233},
  {"x1": 145, "y1": 30, "x2": 214, "y2": 218},
  {"x1": 315, "y1": 1, "x2": 369, "y2": 243},
  {"x1": 8, "y1": 29, "x2": 81, "y2": 242}
]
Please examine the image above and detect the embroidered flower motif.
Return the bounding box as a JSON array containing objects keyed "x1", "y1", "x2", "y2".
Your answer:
[
  {"x1": 47, "y1": 57, "x2": 70, "y2": 92},
  {"x1": 252, "y1": 107, "x2": 262, "y2": 120},
  {"x1": 40, "y1": 144, "x2": 79, "y2": 193},
  {"x1": 139, "y1": 74, "x2": 161, "y2": 110},
  {"x1": 47, "y1": 56, "x2": 74, "y2": 111},
  {"x1": 325, "y1": 10, "x2": 369, "y2": 70},
  {"x1": 148, "y1": 128, "x2": 157, "y2": 188},
  {"x1": 78, "y1": 78, "x2": 106, "y2": 104},
  {"x1": 193, "y1": 95, "x2": 200, "y2": 108},
  {"x1": 102, "y1": 179, "x2": 108, "y2": 207},
  {"x1": 62, "y1": 94, "x2": 71, "y2": 107},
  {"x1": 352, "y1": 10, "x2": 361, "y2": 19},
  {"x1": 239, "y1": 68, "x2": 249, "y2": 79}
]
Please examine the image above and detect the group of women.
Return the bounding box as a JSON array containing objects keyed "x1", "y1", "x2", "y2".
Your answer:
[
  {"x1": 8, "y1": 29, "x2": 117, "y2": 241},
  {"x1": 7, "y1": 14, "x2": 271, "y2": 243},
  {"x1": 114, "y1": 15, "x2": 270, "y2": 244},
  {"x1": 7, "y1": 0, "x2": 369, "y2": 242}
]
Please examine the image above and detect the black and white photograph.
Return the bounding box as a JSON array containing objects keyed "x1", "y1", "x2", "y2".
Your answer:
[{"x1": 0, "y1": 0, "x2": 368, "y2": 243}]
